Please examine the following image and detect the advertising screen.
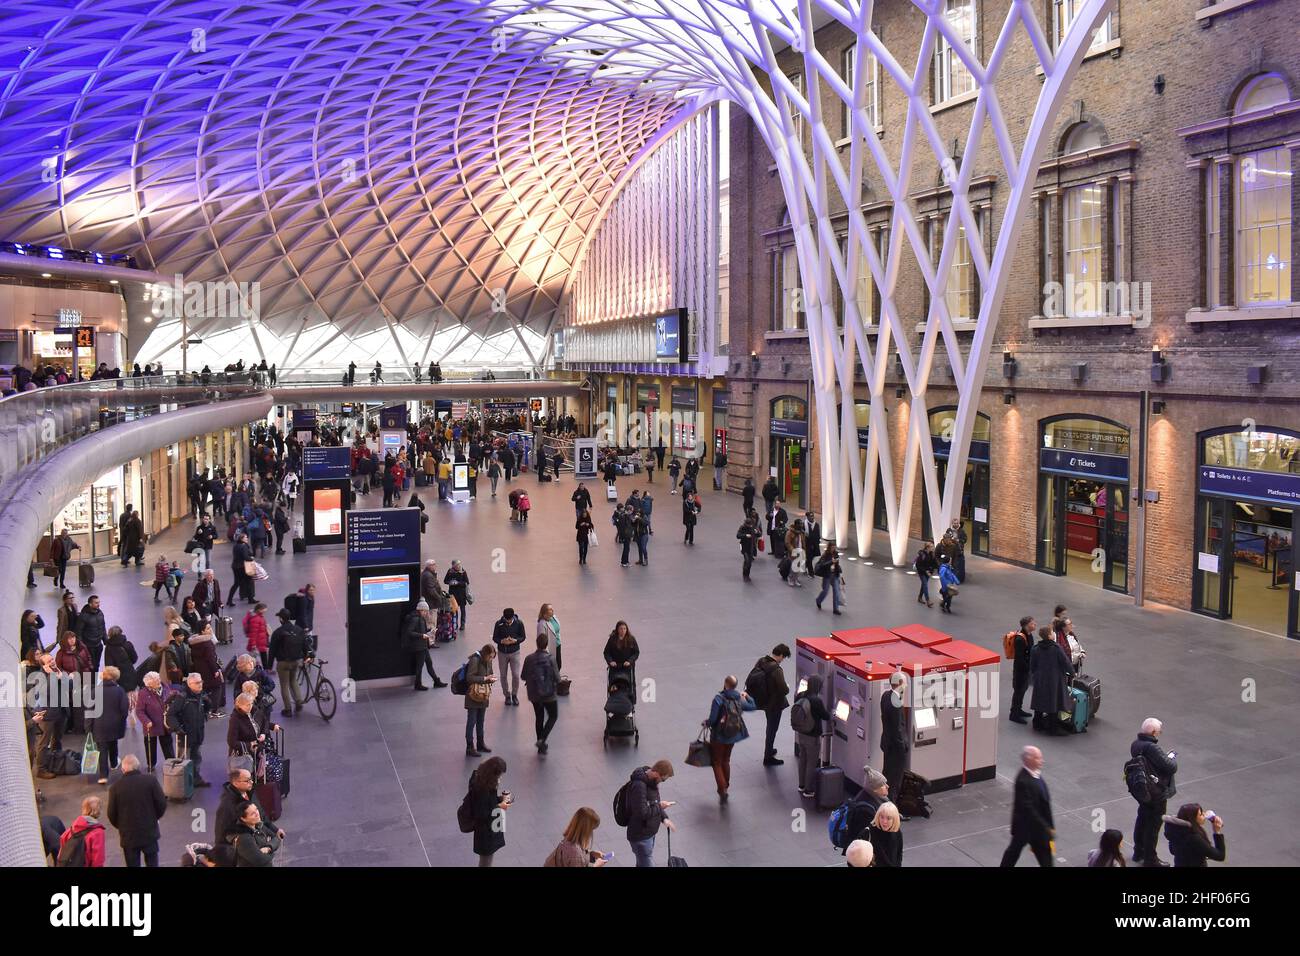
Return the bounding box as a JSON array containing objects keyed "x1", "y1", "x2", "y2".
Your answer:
[
  {"x1": 302, "y1": 445, "x2": 351, "y2": 480},
  {"x1": 347, "y1": 508, "x2": 422, "y2": 567},
  {"x1": 453, "y1": 463, "x2": 469, "y2": 491},
  {"x1": 359, "y1": 574, "x2": 410, "y2": 606},
  {"x1": 380, "y1": 430, "x2": 405, "y2": 457},
  {"x1": 312, "y1": 488, "x2": 342, "y2": 536}
]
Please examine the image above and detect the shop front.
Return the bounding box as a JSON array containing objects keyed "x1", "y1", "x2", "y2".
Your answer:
[
  {"x1": 670, "y1": 384, "x2": 697, "y2": 453},
  {"x1": 1036, "y1": 415, "x2": 1130, "y2": 593},
  {"x1": 1193, "y1": 426, "x2": 1300, "y2": 639},
  {"x1": 770, "y1": 395, "x2": 808, "y2": 510},
  {"x1": 712, "y1": 389, "x2": 728, "y2": 459},
  {"x1": 922, "y1": 408, "x2": 991, "y2": 555},
  {"x1": 635, "y1": 383, "x2": 660, "y2": 448}
]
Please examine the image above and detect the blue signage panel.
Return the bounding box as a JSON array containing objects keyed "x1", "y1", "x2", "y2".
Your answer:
[
  {"x1": 712, "y1": 390, "x2": 729, "y2": 411},
  {"x1": 302, "y1": 445, "x2": 351, "y2": 480},
  {"x1": 347, "y1": 508, "x2": 422, "y2": 568},
  {"x1": 433, "y1": 399, "x2": 452, "y2": 415},
  {"x1": 932, "y1": 435, "x2": 991, "y2": 463},
  {"x1": 671, "y1": 386, "x2": 697, "y2": 408},
  {"x1": 1198, "y1": 465, "x2": 1300, "y2": 508},
  {"x1": 770, "y1": 418, "x2": 809, "y2": 440},
  {"x1": 1040, "y1": 447, "x2": 1129, "y2": 483},
  {"x1": 655, "y1": 310, "x2": 686, "y2": 362},
  {"x1": 380, "y1": 405, "x2": 407, "y2": 429},
  {"x1": 291, "y1": 408, "x2": 317, "y2": 430},
  {"x1": 485, "y1": 401, "x2": 528, "y2": 414}
]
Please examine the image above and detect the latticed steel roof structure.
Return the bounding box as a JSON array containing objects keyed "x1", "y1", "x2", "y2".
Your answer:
[{"x1": 0, "y1": 0, "x2": 689, "y2": 370}]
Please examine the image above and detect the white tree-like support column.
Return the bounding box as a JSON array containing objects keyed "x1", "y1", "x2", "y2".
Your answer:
[{"x1": 498, "y1": 0, "x2": 1118, "y2": 562}]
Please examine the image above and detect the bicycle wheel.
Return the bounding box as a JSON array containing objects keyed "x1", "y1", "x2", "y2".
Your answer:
[
  {"x1": 296, "y1": 664, "x2": 312, "y2": 701},
  {"x1": 315, "y1": 677, "x2": 337, "y2": 721}
]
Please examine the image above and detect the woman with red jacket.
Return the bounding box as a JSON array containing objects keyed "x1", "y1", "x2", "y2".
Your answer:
[
  {"x1": 243, "y1": 603, "x2": 270, "y2": 669},
  {"x1": 54, "y1": 631, "x2": 91, "y2": 674}
]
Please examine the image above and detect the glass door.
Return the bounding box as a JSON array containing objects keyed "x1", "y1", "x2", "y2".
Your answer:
[
  {"x1": 971, "y1": 463, "x2": 990, "y2": 555},
  {"x1": 1037, "y1": 474, "x2": 1066, "y2": 574},
  {"x1": 1103, "y1": 483, "x2": 1129, "y2": 592},
  {"x1": 1193, "y1": 497, "x2": 1228, "y2": 617}
]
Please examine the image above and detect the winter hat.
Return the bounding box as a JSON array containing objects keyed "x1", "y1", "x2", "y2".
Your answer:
[
  {"x1": 416, "y1": 600, "x2": 430, "y2": 611},
  {"x1": 862, "y1": 766, "x2": 888, "y2": 793}
]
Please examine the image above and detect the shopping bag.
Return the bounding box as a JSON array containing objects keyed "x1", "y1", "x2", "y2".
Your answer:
[
  {"x1": 589, "y1": 528, "x2": 599, "y2": 547},
  {"x1": 81, "y1": 735, "x2": 100, "y2": 778},
  {"x1": 252, "y1": 562, "x2": 269, "y2": 581}
]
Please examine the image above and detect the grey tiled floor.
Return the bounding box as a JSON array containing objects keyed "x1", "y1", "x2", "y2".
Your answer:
[{"x1": 29, "y1": 473, "x2": 1300, "y2": 866}]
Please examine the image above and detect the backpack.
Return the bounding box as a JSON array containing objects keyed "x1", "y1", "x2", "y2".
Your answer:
[
  {"x1": 613, "y1": 768, "x2": 648, "y2": 827},
  {"x1": 828, "y1": 803, "x2": 852, "y2": 851},
  {"x1": 284, "y1": 593, "x2": 302, "y2": 623},
  {"x1": 450, "y1": 658, "x2": 471, "y2": 696},
  {"x1": 789, "y1": 697, "x2": 816, "y2": 734},
  {"x1": 456, "y1": 790, "x2": 476, "y2": 833},
  {"x1": 57, "y1": 827, "x2": 91, "y2": 867},
  {"x1": 532, "y1": 655, "x2": 558, "y2": 700},
  {"x1": 744, "y1": 661, "x2": 770, "y2": 709},
  {"x1": 718, "y1": 695, "x2": 745, "y2": 738},
  {"x1": 1002, "y1": 631, "x2": 1018, "y2": 661},
  {"x1": 1124, "y1": 754, "x2": 1157, "y2": 804}
]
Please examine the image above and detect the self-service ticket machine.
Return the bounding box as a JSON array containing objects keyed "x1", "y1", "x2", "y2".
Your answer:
[
  {"x1": 794, "y1": 637, "x2": 856, "y2": 703},
  {"x1": 937, "y1": 639, "x2": 1001, "y2": 785}
]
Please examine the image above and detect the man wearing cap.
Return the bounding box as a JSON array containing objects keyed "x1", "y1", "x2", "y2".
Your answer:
[{"x1": 403, "y1": 600, "x2": 446, "y2": 692}]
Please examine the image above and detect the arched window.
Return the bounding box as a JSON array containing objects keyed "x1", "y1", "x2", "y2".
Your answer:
[
  {"x1": 1235, "y1": 73, "x2": 1289, "y2": 116},
  {"x1": 1062, "y1": 121, "x2": 1104, "y2": 156}
]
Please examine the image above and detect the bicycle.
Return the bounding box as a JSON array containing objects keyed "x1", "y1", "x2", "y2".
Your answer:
[{"x1": 294, "y1": 656, "x2": 337, "y2": 721}]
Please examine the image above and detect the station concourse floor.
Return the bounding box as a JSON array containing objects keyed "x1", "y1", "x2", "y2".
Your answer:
[{"x1": 28, "y1": 472, "x2": 1300, "y2": 867}]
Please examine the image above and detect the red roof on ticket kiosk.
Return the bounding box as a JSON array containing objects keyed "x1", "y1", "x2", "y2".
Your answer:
[
  {"x1": 837, "y1": 653, "x2": 896, "y2": 681},
  {"x1": 796, "y1": 636, "x2": 858, "y2": 662},
  {"x1": 940, "y1": 639, "x2": 1001, "y2": 667},
  {"x1": 830, "y1": 626, "x2": 899, "y2": 648},
  {"x1": 888, "y1": 623, "x2": 952, "y2": 647}
]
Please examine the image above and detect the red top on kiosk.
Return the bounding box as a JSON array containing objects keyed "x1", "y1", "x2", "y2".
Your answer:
[
  {"x1": 887, "y1": 623, "x2": 952, "y2": 647},
  {"x1": 830, "y1": 626, "x2": 899, "y2": 648},
  {"x1": 797, "y1": 636, "x2": 859, "y2": 663},
  {"x1": 796, "y1": 623, "x2": 986, "y2": 677}
]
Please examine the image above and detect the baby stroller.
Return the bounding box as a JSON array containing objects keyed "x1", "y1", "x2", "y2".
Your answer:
[{"x1": 603, "y1": 664, "x2": 638, "y2": 747}]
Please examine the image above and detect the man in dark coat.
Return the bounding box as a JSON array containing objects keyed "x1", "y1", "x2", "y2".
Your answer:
[
  {"x1": 1000, "y1": 745, "x2": 1055, "y2": 867},
  {"x1": 804, "y1": 511, "x2": 822, "y2": 566},
  {"x1": 880, "y1": 672, "x2": 910, "y2": 800},
  {"x1": 1009, "y1": 616, "x2": 1035, "y2": 724},
  {"x1": 75, "y1": 595, "x2": 108, "y2": 671},
  {"x1": 625, "y1": 760, "x2": 676, "y2": 867},
  {"x1": 1130, "y1": 717, "x2": 1179, "y2": 867},
  {"x1": 742, "y1": 477, "x2": 756, "y2": 516},
  {"x1": 120, "y1": 510, "x2": 144, "y2": 567},
  {"x1": 106, "y1": 754, "x2": 167, "y2": 867},
  {"x1": 403, "y1": 602, "x2": 444, "y2": 691},
  {"x1": 761, "y1": 476, "x2": 779, "y2": 514},
  {"x1": 230, "y1": 533, "x2": 255, "y2": 606},
  {"x1": 168, "y1": 674, "x2": 211, "y2": 787},
  {"x1": 215, "y1": 767, "x2": 285, "y2": 847},
  {"x1": 767, "y1": 499, "x2": 789, "y2": 559},
  {"x1": 1029, "y1": 626, "x2": 1073, "y2": 734},
  {"x1": 754, "y1": 645, "x2": 791, "y2": 766},
  {"x1": 269, "y1": 609, "x2": 309, "y2": 717},
  {"x1": 736, "y1": 515, "x2": 759, "y2": 581}
]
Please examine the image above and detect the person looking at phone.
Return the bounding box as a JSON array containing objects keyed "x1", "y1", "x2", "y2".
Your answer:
[
  {"x1": 466, "y1": 757, "x2": 511, "y2": 867},
  {"x1": 545, "y1": 807, "x2": 609, "y2": 867},
  {"x1": 1130, "y1": 717, "x2": 1178, "y2": 868},
  {"x1": 623, "y1": 759, "x2": 675, "y2": 867}
]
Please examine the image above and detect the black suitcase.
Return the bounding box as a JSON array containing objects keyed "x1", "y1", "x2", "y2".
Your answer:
[
  {"x1": 78, "y1": 563, "x2": 94, "y2": 587},
  {"x1": 814, "y1": 764, "x2": 845, "y2": 810},
  {"x1": 1072, "y1": 673, "x2": 1101, "y2": 718},
  {"x1": 292, "y1": 537, "x2": 306, "y2": 554}
]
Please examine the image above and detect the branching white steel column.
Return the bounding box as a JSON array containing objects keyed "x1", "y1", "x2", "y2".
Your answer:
[{"x1": 501, "y1": 0, "x2": 1117, "y2": 562}]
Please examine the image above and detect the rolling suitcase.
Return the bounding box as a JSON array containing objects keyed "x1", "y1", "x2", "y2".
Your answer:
[
  {"x1": 216, "y1": 616, "x2": 234, "y2": 645},
  {"x1": 814, "y1": 735, "x2": 845, "y2": 810},
  {"x1": 255, "y1": 779, "x2": 283, "y2": 821},
  {"x1": 606, "y1": 483, "x2": 618, "y2": 501},
  {"x1": 1063, "y1": 686, "x2": 1090, "y2": 734},
  {"x1": 292, "y1": 537, "x2": 306, "y2": 554},
  {"x1": 1072, "y1": 673, "x2": 1101, "y2": 718},
  {"x1": 163, "y1": 740, "x2": 195, "y2": 802},
  {"x1": 78, "y1": 562, "x2": 95, "y2": 588}
]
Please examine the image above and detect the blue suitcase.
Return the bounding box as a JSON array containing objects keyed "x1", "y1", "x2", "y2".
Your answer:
[{"x1": 1064, "y1": 686, "x2": 1090, "y2": 734}]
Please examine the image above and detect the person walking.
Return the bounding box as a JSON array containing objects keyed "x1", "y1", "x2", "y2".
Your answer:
[
  {"x1": 88, "y1": 666, "x2": 130, "y2": 784},
  {"x1": 230, "y1": 532, "x2": 255, "y2": 606},
  {"x1": 667, "y1": 456, "x2": 681, "y2": 495},
  {"x1": 272, "y1": 505, "x2": 290, "y2": 554},
  {"x1": 575, "y1": 509, "x2": 594, "y2": 565},
  {"x1": 491, "y1": 608, "x2": 525, "y2": 705},
  {"x1": 243, "y1": 602, "x2": 270, "y2": 669},
  {"x1": 767, "y1": 499, "x2": 788, "y2": 559},
  {"x1": 814, "y1": 545, "x2": 844, "y2": 613},
  {"x1": 880, "y1": 672, "x2": 910, "y2": 801},
  {"x1": 106, "y1": 754, "x2": 167, "y2": 867},
  {"x1": 602, "y1": 621, "x2": 639, "y2": 674},
  {"x1": 741, "y1": 477, "x2": 755, "y2": 516},
  {"x1": 748, "y1": 644, "x2": 790, "y2": 767},
  {"x1": 784, "y1": 518, "x2": 807, "y2": 588},
  {"x1": 1029, "y1": 625, "x2": 1073, "y2": 735},
  {"x1": 1130, "y1": 717, "x2": 1178, "y2": 867},
  {"x1": 643, "y1": 448, "x2": 655, "y2": 483},
  {"x1": 120, "y1": 508, "x2": 144, "y2": 568},
  {"x1": 702, "y1": 675, "x2": 757, "y2": 803},
  {"x1": 49, "y1": 527, "x2": 79, "y2": 590},
  {"x1": 937, "y1": 554, "x2": 959, "y2": 612},
  {"x1": 615, "y1": 504, "x2": 634, "y2": 568},
  {"x1": 444, "y1": 560, "x2": 470, "y2": 632},
  {"x1": 135, "y1": 672, "x2": 176, "y2": 773},
  {"x1": 1009, "y1": 616, "x2": 1036, "y2": 724},
  {"x1": 999, "y1": 745, "x2": 1055, "y2": 867},
  {"x1": 623, "y1": 760, "x2": 675, "y2": 867},
  {"x1": 463, "y1": 644, "x2": 497, "y2": 757},
  {"x1": 736, "y1": 513, "x2": 760, "y2": 581},
  {"x1": 463, "y1": 757, "x2": 511, "y2": 866},
  {"x1": 521, "y1": 631, "x2": 560, "y2": 753},
  {"x1": 1163, "y1": 804, "x2": 1226, "y2": 868},
  {"x1": 682, "y1": 492, "x2": 699, "y2": 545},
  {"x1": 913, "y1": 541, "x2": 937, "y2": 607},
  {"x1": 633, "y1": 509, "x2": 650, "y2": 566}
]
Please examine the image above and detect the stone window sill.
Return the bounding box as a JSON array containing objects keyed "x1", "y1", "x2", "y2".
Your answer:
[
  {"x1": 835, "y1": 129, "x2": 885, "y2": 149},
  {"x1": 1034, "y1": 37, "x2": 1123, "y2": 77},
  {"x1": 765, "y1": 328, "x2": 809, "y2": 341},
  {"x1": 1197, "y1": 0, "x2": 1267, "y2": 24},
  {"x1": 930, "y1": 88, "x2": 979, "y2": 115},
  {"x1": 1028, "y1": 313, "x2": 1140, "y2": 329},
  {"x1": 1186, "y1": 304, "x2": 1300, "y2": 323},
  {"x1": 913, "y1": 320, "x2": 978, "y2": 333}
]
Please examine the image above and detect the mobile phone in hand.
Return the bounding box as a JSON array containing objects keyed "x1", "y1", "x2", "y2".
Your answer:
[{"x1": 600, "y1": 851, "x2": 614, "y2": 862}]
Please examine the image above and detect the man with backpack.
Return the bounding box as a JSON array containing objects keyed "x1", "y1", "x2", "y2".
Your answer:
[
  {"x1": 57, "y1": 796, "x2": 106, "y2": 867},
  {"x1": 790, "y1": 674, "x2": 832, "y2": 799},
  {"x1": 746, "y1": 645, "x2": 791, "y2": 767},
  {"x1": 520, "y1": 631, "x2": 560, "y2": 754},
  {"x1": 616, "y1": 760, "x2": 676, "y2": 867},
  {"x1": 1128, "y1": 717, "x2": 1178, "y2": 867},
  {"x1": 1008, "y1": 616, "x2": 1036, "y2": 724},
  {"x1": 701, "y1": 675, "x2": 757, "y2": 803}
]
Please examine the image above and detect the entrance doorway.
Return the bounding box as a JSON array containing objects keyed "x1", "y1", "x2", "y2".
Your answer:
[
  {"x1": 1036, "y1": 415, "x2": 1131, "y2": 593},
  {"x1": 922, "y1": 408, "x2": 991, "y2": 554},
  {"x1": 769, "y1": 395, "x2": 808, "y2": 510},
  {"x1": 1193, "y1": 426, "x2": 1300, "y2": 638}
]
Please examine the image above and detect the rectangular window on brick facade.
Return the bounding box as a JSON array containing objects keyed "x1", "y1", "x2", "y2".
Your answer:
[
  {"x1": 1112, "y1": 181, "x2": 1127, "y2": 286},
  {"x1": 1235, "y1": 147, "x2": 1292, "y2": 306},
  {"x1": 934, "y1": 0, "x2": 977, "y2": 105},
  {"x1": 1205, "y1": 165, "x2": 1221, "y2": 308},
  {"x1": 772, "y1": 246, "x2": 804, "y2": 331},
  {"x1": 787, "y1": 72, "x2": 807, "y2": 152},
  {"x1": 842, "y1": 43, "x2": 880, "y2": 137},
  {"x1": 1064, "y1": 183, "x2": 1104, "y2": 316},
  {"x1": 1053, "y1": 0, "x2": 1114, "y2": 53},
  {"x1": 1040, "y1": 196, "x2": 1056, "y2": 315}
]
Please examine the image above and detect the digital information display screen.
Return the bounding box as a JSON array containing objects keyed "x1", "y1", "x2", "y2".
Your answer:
[
  {"x1": 359, "y1": 574, "x2": 410, "y2": 606},
  {"x1": 380, "y1": 430, "x2": 405, "y2": 456},
  {"x1": 291, "y1": 408, "x2": 318, "y2": 430},
  {"x1": 302, "y1": 445, "x2": 351, "y2": 480},
  {"x1": 453, "y1": 463, "x2": 469, "y2": 491},
  {"x1": 347, "y1": 508, "x2": 421, "y2": 567},
  {"x1": 312, "y1": 488, "x2": 342, "y2": 536}
]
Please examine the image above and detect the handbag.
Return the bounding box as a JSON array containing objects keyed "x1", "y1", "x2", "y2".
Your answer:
[
  {"x1": 464, "y1": 591, "x2": 474, "y2": 606},
  {"x1": 947, "y1": 585, "x2": 959, "y2": 596},
  {"x1": 468, "y1": 680, "x2": 491, "y2": 704},
  {"x1": 685, "y1": 728, "x2": 712, "y2": 768},
  {"x1": 243, "y1": 560, "x2": 257, "y2": 577}
]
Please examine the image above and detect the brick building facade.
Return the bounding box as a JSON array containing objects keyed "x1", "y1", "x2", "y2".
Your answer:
[{"x1": 724, "y1": 0, "x2": 1300, "y2": 636}]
